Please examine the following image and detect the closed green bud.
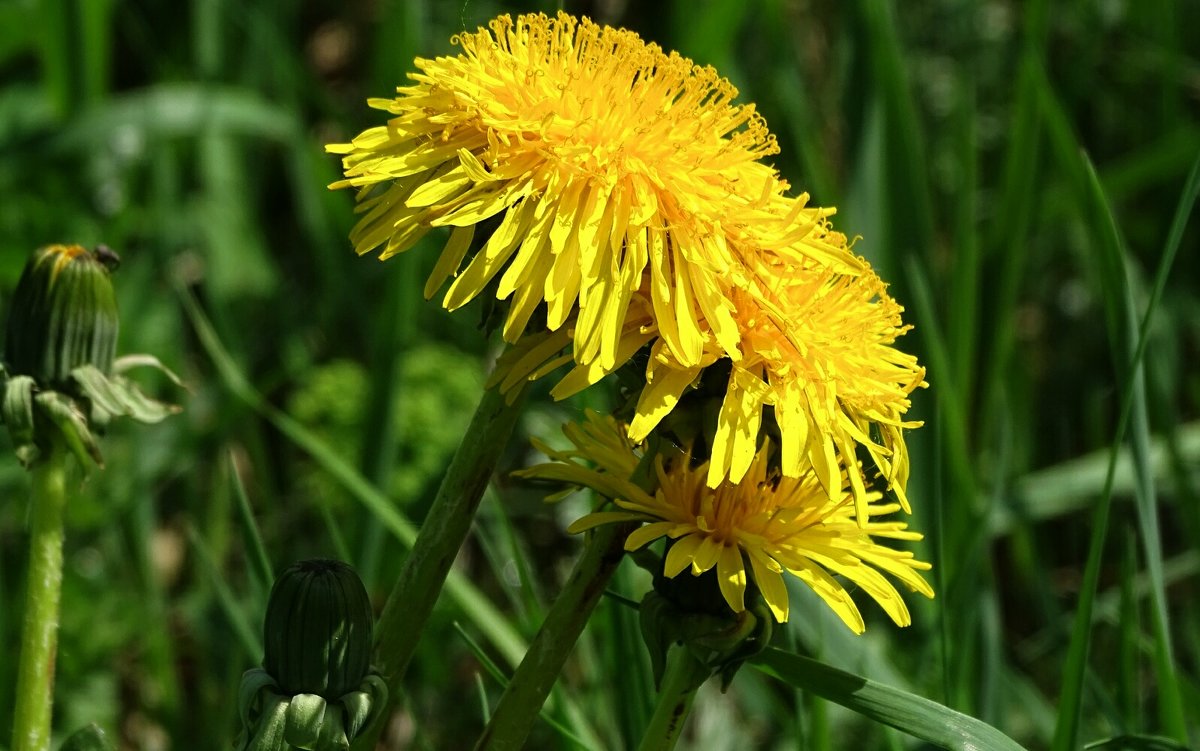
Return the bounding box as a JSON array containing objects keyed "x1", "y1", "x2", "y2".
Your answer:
[
  {"x1": 5, "y1": 244, "x2": 119, "y2": 385},
  {"x1": 263, "y1": 559, "x2": 374, "y2": 699}
]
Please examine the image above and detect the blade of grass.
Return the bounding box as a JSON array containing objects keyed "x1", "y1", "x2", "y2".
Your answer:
[
  {"x1": 751, "y1": 648, "x2": 1028, "y2": 751},
  {"x1": 452, "y1": 623, "x2": 599, "y2": 751},
  {"x1": 177, "y1": 283, "x2": 529, "y2": 668},
  {"x1": 987, "y1": 420, "x2": 1200, "y2": 535},
  {"x1": 228, "y1": 450, "x2": 275, "y2": 588},
  {"x1": 476, "y1": 488, "x2": 544, "y2": 632},
  {"x1": 355, "y1": 259, "x2": 416, "y2": 592},
  {"x1": 857, "y1": 0, "x2": 936, "y2": 268},
  {"x1": 948, "y1": 72, "x2": 980, "y2": 404},
  {"x1": 978, "y1": 53, "x2": 1042, "y2": 447},
  {"x1": 1041, "y1": 64, "x2": 1199, "y2": 744},
  {"x1": 1085, "y1": 736, "x2": 1192, "y2": 751},
  {"x1": 185, "y1": 523, "x2": 260, "y2": 660},
  {"x1": 605, "y1": 562, "x2": 654, "y2": 749},
  {"x1": 1118, "y1": 529, "x2": 1141, "y2": 732},
  {"x1": 318, "y1": 503, "x2": 354, "y2": 566}
]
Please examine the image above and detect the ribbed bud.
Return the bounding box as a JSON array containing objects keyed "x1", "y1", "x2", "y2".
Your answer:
[
  {"x1": 263, "y1": 559, "x2": 374, "y2": 699},
  {"x1": 5, "y1": 244, "x2": 119, "y2": 385}
]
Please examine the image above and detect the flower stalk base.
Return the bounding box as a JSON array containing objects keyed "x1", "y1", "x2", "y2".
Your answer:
[
  {"x1": 11, "y1": 446, "x2": 69, "y2": 751},
  {"x1": 474, "y1": 522, "x2": 635, "y2": 751},
  {"x1": 635, "y1": 646, "x2": 710, "y2": 751},
  {"x1": 374, "y1": 384, "x2": 526, "y2": 683}
]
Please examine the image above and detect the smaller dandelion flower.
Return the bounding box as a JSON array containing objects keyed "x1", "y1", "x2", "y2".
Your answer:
[{"x1": 522, "y1": 412, "x2": 933, "y2": 633}]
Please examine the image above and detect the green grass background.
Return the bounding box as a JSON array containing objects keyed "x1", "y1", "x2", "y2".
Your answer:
[{"x1": 1, "y1": 0, "x2": 1198, "y2": 749}]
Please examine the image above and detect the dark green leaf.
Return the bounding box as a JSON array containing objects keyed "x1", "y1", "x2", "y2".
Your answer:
[{"x1": 751, "y1": 648, "x2": 1028, "y2": 751}]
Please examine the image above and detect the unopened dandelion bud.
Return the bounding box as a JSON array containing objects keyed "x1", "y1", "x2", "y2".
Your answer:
[
  {"x1": 263, "y1": 559, "x2": 374, "y2": 699},
  {"x1": 237, "y1": 560, "x2": 386, "y2": 751},
  {"x1": 5, "y1": 244, "x2": 119, "y2": 386}
]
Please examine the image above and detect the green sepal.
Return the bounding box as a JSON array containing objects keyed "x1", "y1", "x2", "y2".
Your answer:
[
  {"x1": 59, "y1": 723, "x2": 117, "y2": 751},
  {"x1": 71, "y1": 364, "x2": 180, "y2": 425},
  {"x1": 1, "y1": 372, "x2": 38, "y2": 465},
  {"x1": 244, "y1": 695, "x2": 290, "y2": 751},
  {"x1": 238, "y1": 668, "x2": 279, "y2": 729},
  {"x1": 314, "y1": 703, "x2": 350, "y2": 751},
  {"x1": 639, "y1": 592, "x2": 672, "y2": 689},
  {"x1": 639, "y1": 584, "x2": 774, "y2": 693},
  {"x1": 112, "y1": 354, "x2": 185, "y2": 386},
  {"x1": 341, "y1": 674, "x2": 388, "y2": 739},
  {"x1": 34, "y1": 390, "x2": 101, "y2": 468},
  {"x1": 283, "y1": 693, "x2": 327, "y2": 749}
]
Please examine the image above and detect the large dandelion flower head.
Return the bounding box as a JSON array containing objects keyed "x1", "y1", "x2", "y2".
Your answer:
[
  {"x1": 328, "y1": 11, "x2": 859, "y2": 376},
  {"x1": 523, "y1": 412, "x2": 934, "y2": 633}
]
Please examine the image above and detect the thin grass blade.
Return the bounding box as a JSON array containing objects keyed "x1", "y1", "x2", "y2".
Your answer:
[{"x1": 751, "y1": 648, "x2": 1028, "y2": 751}]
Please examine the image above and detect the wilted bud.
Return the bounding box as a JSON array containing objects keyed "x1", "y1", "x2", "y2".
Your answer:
[
  {"x1": 263, "y1": 559, "x2": 374, "y2": 700},
  {"x1": 5, "y1": 244, "x2": 119, "y2": 386},
  {"x1": 0, "y1": 244, "x2": 178, "y2": 468}
]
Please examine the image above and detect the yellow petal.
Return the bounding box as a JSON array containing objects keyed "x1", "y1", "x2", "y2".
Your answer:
[
  {"x1": 550, "y1": 325, "x2": 656, "y2": 400},
  {"x1": 671, "y1": 240, "x2": 705, "y2": 366},
  {"x1": 792, "y1": 561, "x2": 864, "y2": 634},
  {"x1": 424, "y1": 225, "x2": 475, "y2": 300},
  {"x1": 405, "y1": 162, "x2": 472, "y2": 208},
  {"x1": 716, "y1": 544, "x2": 747, "y2": 613},
  {"x1": 431, "y1": 180, "x2": 529, "y2": 226},
  {"x1": 664, "y1": 534, "x2": 704, "y2": 578},
  {"x1": 628, "y1": 362, "x2": 701, "y2": 443},
  {"x1": 626, "y1": 521, "x2": 676, "y2": 551},
  {"x1": 566, "y1": 511, "x2": 646, "y2": 534},
  {"x1": 498, "y1": 198, "x2": 556, "y2": 299},
  {"x1": 690, "y1": 535, "x2": 721, "y2": 575},
  {"x1": 443, "y1": 201, "x2": 533, "y2": 310},
  {"x1": 747, "y1": 549, "x2": 789, "y2": 622}
]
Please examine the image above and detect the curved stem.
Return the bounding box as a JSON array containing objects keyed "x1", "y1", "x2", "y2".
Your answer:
[
  {"x1": 635, "y1": 646, "x2": 709, "y2": 751},
  {"x1": 12, "y1": 446, "x2": 70, "y2": 751},
  {"x1": 374, "y1": 384, "x2": 526, "y2": 682},
  {"x1": 350, "y1": 384, "x2": 526, "y2": 750},
  {"x1": 474, "y1": 522, "x2": 634, "y2": 751}
]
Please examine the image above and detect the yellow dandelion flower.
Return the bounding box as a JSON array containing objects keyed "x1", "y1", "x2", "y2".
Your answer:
[
  {"x1": 522, "y1": 412, "x2": 934, "y2": 633},
  {"x1": 508, "y1": 253, "x2": 926, "y2": 525},
  {"x1": 710, "y1": 260, "x2": 927, "y2": 521},
  {"x1": 327, "y1": 11, "x2": 859, "y2": 379}
]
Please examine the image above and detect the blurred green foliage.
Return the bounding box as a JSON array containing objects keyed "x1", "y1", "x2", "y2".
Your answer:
[{"x1": 0, "y1": 0, "x2": 1198, "y2": 749}]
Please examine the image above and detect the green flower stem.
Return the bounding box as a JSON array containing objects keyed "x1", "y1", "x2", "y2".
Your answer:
[
  {"x1": 374, "y1": 383, "x2": 527, "y2": 687},
  {"x1": 635, "y1": 647, "x2": 710, "y2": 751},
  {"x1": 475, "y1": 521, "x2": 635, "y2": 751},
  {"x1": 12, "y1": 445, "x2": 70, "y2": 751}
]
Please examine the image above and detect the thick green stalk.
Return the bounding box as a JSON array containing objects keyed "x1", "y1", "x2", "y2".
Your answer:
[
  {"x1": 474, "y1": 522, "x2": 634, "y2": 751},
  {"x1": 12, "y1": 446, "x2": 70, "y2": 751},
  {"x1": 634, "y1": 647, "x2": 710, "y2": 751},
  {"x1": 374, "y1": 383, "x2": 526, "y2": 686}
]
